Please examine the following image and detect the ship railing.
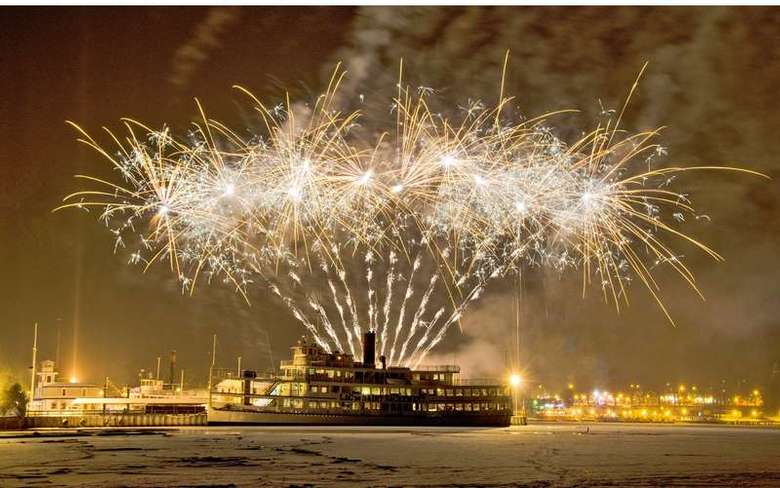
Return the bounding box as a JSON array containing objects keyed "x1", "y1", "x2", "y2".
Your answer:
[
  {"x1": 453, "y1": 378, "x2": 507, "y2": 386},
  {"x1": 212, "y1": 368, "x2": 277, "y2": 381},
  {"x1": 413, "y1": 365, "x2": 461, "y2": 373}
]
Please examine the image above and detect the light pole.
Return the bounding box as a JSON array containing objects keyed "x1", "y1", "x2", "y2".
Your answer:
[{"x1": 510, "y1": 373, "x2": 523, "y2": 421}]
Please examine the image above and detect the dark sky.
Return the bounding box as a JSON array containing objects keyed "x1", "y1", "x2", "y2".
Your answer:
[{"x1": 0, "y1": 7, "x2": 777, "y2": 394}]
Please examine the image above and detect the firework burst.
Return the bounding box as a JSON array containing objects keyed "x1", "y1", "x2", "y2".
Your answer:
[{"x1": 56, "y1": 60, "x2": 764, "y2": 367}]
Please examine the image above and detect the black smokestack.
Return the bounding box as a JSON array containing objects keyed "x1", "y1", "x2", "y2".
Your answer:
[{"x1": 362, "y1": 331, "x2": 376, "y2": 368}]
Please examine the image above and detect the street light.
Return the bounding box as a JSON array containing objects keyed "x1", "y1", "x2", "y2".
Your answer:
[{"x1": 509, "y1": 374, "x2": 525, "y2": 422}]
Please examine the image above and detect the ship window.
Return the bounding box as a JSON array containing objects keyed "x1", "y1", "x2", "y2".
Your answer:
[
  {"x1": 465, "y1": 403, "x2": 472, "y2": 411},
  {"x1": 331, "y1": 386, "x2": 340, "y2": 393},
  {"x1": 446, "y1": 389, "x2": 453, "y2": 396},
  {"x1": 436, "y1": 388, "x2": 444, "y2": 396},
  {"x1": 371, "y1": 387, "x2": 380, "y2": 395},
  {"x1": 390, "y1": 388, "x2": 399, "y2": 395},
  {"x1": 455, "y1": 389, "x2": 463, "y2": 396},
  {"x1": 456, "y1": 404, "x2": 463, "y2": 411},
  {"x1": 361, "y1": 386, "x2": 371, "y2": 395},
  {"x1": 326, "y1": 370, "x2": 335, "y2": 378}
]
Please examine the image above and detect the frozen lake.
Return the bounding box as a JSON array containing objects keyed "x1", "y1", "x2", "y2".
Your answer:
[{"x1": 1, "y1": 423, "x2": 779, "y2": 487}]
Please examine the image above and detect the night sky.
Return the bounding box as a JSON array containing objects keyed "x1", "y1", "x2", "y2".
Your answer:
[{"x1": 1, "y1": 7, "x2": 777, "y2": 394}]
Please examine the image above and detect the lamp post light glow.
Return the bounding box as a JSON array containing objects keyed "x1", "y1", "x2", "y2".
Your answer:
[{"x1": 509, "y1": 373, "x2": 523, "y2": 418}]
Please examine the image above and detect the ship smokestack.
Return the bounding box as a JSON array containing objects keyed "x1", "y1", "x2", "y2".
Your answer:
[{"x1": 362, "y1": 331, "x2": 376, "y2": 368}]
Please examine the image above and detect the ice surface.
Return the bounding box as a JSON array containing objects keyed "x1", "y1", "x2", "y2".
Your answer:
[{"x1": 1, "y1": 423, "x2": 779, "y2": 487}]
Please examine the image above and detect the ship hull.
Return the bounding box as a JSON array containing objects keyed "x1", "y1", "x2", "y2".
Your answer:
[{"x1": 208, "y1": 407, "x2": 511, "y2": 427}]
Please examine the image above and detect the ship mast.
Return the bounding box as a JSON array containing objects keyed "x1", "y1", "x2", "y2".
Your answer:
[
  {"x1": 207, "y1": 334, "x2": 216, "y2": 408},
  {"x1": 30, "y1": 322, "x2": 38, "y2": 400}
]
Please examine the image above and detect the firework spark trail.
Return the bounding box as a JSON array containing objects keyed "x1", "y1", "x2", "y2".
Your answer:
[
  {"x1": 388, "y1": 253, "x2": 421, "y2": 365},
  {"x1": 397, "y1": 273, "x2": 438, "y2": 363},
  {"x1": 337, "y1": 264, "x2": 362, "y2": 356},
  {"x1": 378, "y1": 250, "x2": 397, "y2": 357},
  {"x1": 365, "y1": 251, "x2": 376, "y2": 333},
  {"x1": 316, "y1": 248, "x2": 357, "y2": 356},
  {"x1": 412, "y1": 283, "x2": 486, "y2": 369},
  {"x1": 308, "y1": 296, "x2": 343, "y2": 352},
  {"x1": 408, "y1": 306, "x2": 446, "y2": 367},
  {"x1": 270, "y1": 285, "x2": 330, "y2": 352},
  {"x1": 327, "y1": 277, "x2": 354, "y2": 356}
]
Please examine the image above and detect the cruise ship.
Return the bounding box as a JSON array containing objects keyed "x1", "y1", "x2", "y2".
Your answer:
[{"x1": 209, "y1": 332, "x2": 512, "y2": 426}]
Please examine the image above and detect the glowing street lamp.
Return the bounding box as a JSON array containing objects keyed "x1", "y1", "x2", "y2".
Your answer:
[{"x1": 508, "y1": 374, "x2": 524, "y2": 419}]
